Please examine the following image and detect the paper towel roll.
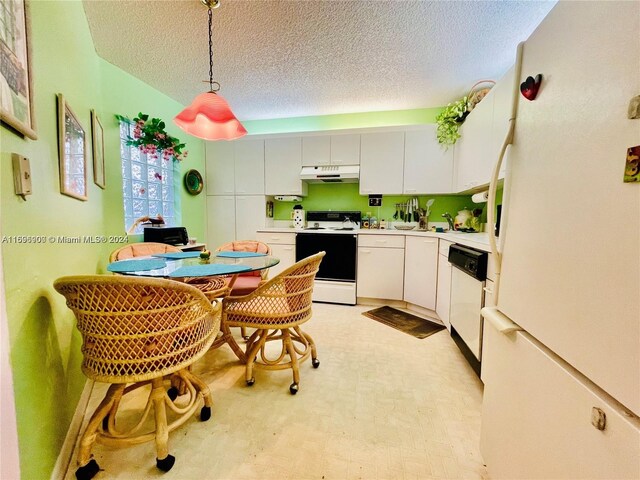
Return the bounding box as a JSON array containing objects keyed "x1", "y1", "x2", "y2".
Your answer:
[{"x1": 472, "y1": 191, "x2": 489, "y2": 203}]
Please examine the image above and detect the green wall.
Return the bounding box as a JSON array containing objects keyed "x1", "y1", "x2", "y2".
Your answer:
[
  {"x1": 272, "y1": 183, "x2": 477, "y2": 225},
  {"x1": 0, "y1": 1, "x2": 204, "y2": 478}
]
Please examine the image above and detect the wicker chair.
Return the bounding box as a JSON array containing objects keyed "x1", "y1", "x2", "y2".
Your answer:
[
  {"x1": 214, "y1": 240, "x2": 272, "y2": 295},
  {"x1": 223, "y1": 251, "x2": 325, "y2": 394},
  {"x1": 109, "y1": 242, "x2": 181, "y2": 262},
  {"x1": 54, "y1": 275, "x2": 221, "y2": 480}
]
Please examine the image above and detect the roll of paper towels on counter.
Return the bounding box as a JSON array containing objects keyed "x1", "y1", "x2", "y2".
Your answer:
[{"x1": 472, "y1": 191, "x2": 489, "y2": 203}]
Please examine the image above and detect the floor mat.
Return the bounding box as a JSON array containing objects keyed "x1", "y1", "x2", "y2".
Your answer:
[{"x1": 362, "y1": 306, "x2": 445, "y2": 339}]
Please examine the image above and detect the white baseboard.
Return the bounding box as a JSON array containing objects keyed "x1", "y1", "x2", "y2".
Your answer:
[
  {"x1": 356, "y1": 297, "x2": 407, "y2": 308},
  {"x1": 406, "y1": 303, "x2": 442, "y2": 323},
  {"x1": 50, "y1": 379, "x2": 95, "y2": 480}
]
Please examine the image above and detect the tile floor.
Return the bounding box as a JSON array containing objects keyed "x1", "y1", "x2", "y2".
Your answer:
[{"x1": 64, "y1": 303, "x2": 487, "y2": 480}]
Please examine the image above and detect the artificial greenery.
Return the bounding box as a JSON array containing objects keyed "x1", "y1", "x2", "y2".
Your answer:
[
  {"x1": 435, "y1": 96, "x2": 470, "y2": 147},
  {"x1": 115, "y1": 113, "x2": 188, "y2": 162}
]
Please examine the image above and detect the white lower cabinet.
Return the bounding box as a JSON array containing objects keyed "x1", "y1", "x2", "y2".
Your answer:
[
  {"x1": 206, "y1": 196, "x2": 236, "y2": 248},
  {"x1": 208, "y1": 195, "x2": 266, "y2": 248},
  {"x1": 255, "y1": 232, "x2": 296, "y2": 278},
  {"x1": 235, "y1": 195, "x2": 265, "y2": 241},
  {"x1": 436, "y1": 253, "x2": 452, "y2": 329},
  {"x1": 357, "y1": 235, "x2": 405, "y2": 300},
  {"x1": 403, "y1": 236, "x2": 438, "y2": 310}
]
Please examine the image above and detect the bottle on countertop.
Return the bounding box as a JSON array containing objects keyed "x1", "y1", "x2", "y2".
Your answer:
[{"x1": 380, "y1": 219, "x2": 387, "y2": 229}]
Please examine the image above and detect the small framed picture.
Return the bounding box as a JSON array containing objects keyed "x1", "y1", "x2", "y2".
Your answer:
[
  {"x1": 57, "y1": 94, "x2": 87, "y2": 201},
  {"x1": 91, "y1": 109, "x2": 105, "y2": 189},
  {"x1": 0, "y1": 0, "x2": 37, "y2": 139}
]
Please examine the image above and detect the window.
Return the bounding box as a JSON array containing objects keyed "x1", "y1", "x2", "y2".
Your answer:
[{"x1": 119, "y1": 120, "x2": 178, "y2": 232}]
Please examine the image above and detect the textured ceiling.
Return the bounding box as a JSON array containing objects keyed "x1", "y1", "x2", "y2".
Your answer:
[{"x1": 82, "y1": 0, "x2": 556, "y2": 121}]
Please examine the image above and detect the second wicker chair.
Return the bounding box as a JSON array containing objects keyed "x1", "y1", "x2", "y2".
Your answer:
[{"x1": 222, "y1": 251, "x2": 325, "y2": 394}]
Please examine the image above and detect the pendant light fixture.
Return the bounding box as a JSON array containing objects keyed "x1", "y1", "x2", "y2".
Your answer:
[{"x1": 174, "y1": 0, "x2": 247, "y2": 141}]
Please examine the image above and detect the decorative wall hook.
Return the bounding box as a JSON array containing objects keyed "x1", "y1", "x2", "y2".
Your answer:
[{"x1": 520, "y1": 74, "x2": 543, "y2": 101}]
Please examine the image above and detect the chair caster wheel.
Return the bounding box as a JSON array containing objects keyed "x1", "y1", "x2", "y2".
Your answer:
[
  {"x1": 289, "y1": 383, "x2": 299, "y2": 395},
  {"x1": 75, "y1": 459, "x2": 100, "y2": 480},
  {"x1": 246, "y1": 378, "x2": 255, "y2": 386},
  {"x1": 156, "y1": 454, "x2": 175, "y2": 472},
  {"x1": 312, "y1": 358, "x2": 320, "y2": 368},
  {"x1": 200, "y1": 406, "x2": 211, "y2": 421},
  {"x1": 167, "y1": 387, "x2": 179, "y2": 401}
]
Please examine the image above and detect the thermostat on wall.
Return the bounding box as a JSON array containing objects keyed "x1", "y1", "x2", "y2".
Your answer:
[{"x1": 12, "y1": 153, "x2": 32, "y2": 200}]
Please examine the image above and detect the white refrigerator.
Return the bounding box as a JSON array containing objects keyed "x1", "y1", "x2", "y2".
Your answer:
[{"x1": 479, "y1": 2, "x2": 640, "y2": 479}]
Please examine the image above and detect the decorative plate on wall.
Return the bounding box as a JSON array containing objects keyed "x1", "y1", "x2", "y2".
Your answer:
[{"x1": 184, "y1": 169, "x2": 204, "y2": 195}]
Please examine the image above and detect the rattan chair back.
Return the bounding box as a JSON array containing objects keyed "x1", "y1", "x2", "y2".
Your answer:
[
  {"x1": 54, "y1": 275, "x2": 221, "y2": 384},
  {"x1": 224, "y1": 251, "x2": 325, "y2": 329},
  {"x1": 214, "y1": 240, "x2": 272, "y2": 278},
  {"x1": 109, "y1": 242, "x2": 181, "y2": 262}
]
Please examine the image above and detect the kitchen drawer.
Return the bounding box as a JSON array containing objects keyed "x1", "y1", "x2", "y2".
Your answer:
[
  {"x1": 358, "y1": 234, "x2": 405, "y2": 249},
  {"x1": 256, "y1": 232, "x2": 296, "y2": 245},
  {"x1": 438, "y1": 239, "x2": 454, "y2": 257}
]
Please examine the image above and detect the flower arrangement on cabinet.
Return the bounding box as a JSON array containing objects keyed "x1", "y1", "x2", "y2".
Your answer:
[{"x1": 116, "y1": 112, "x2": 188, "y2": 162}]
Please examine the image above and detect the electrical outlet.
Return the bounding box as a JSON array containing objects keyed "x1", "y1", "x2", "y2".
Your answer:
[
  {"x1": 12, "y1": 153, "x2": 32, "y2": 199},
  {"x1": 368, "y1": 195, "x2": 382, "y2": 207}
]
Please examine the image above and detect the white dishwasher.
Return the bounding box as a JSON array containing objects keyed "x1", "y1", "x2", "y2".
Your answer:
[{"x1": 448, "y1": 244, "x2": 488, "y2": 377}]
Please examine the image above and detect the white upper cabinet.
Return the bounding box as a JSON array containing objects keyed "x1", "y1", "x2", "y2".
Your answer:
[
  {"x1": 265, "y1": 137, "x2": 308, "y2": 196},
  {"x1": 330, "y1": 134, "x2": 360, "y2": 165},
  {"x1": 454, "y1": 67, "x2": 517, "y2": 192},
  {"x1": 359, "y1": 131, "x2": 405, "y2": 194},
  {"x1": 302, "y1": 136, "x2": 331, "y2": 166},
  {"x1": 234, "y1": 139, "x2": 265, "y2": 194},
  {"x1": 454, "y1": 92, "x2": 495, "y2": 192},
  {"x1": 205, "y1": 141, "x2": 235, "y2": 195},
  {"x1": 404, "y1": 127, "x2": 454, "y2": 194}
]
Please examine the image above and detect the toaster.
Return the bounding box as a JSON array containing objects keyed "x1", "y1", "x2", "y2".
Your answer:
[{"x1": 143, "y1": 226, "x2": 189, "y2": 246}]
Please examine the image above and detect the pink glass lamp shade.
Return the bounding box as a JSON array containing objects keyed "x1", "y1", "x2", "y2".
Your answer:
[{"x1": 174, "y1": 91, "x2": 247, "y2": 141}]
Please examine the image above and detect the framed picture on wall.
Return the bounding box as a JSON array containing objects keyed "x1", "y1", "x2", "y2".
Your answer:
[
  {"x1": 91, "y1": 109, "x2": 105, "y2": 189},
  {"x1": 0, "y1": 0, "x2": 37, "y2": 139},
  {"x1": 57, "y1": 94, "x2": 87, "y2": 201}
]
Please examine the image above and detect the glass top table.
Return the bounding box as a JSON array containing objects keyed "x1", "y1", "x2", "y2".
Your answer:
[{"x1": 121, "y1": 254, "x2": 280, "y2": 278}]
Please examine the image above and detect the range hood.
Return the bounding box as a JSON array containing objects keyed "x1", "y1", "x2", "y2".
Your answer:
[{"x1": 300, "y1": 165, "x2": 359, "y2": 183}]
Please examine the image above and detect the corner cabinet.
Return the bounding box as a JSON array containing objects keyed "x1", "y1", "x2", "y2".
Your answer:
[
  {"x1": 359, "y1": 131, "x2": 405, "y2": 195},
  {"x1": 265, "y1": 137, "x2": 308, "y2": 196},
  {"x1": 403, "y1": 236, "x2": 438, "y2": 310}
]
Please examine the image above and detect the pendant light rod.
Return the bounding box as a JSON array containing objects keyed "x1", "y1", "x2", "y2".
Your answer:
[
  {"x1": 174, "y1": 0, "x2": 247, "y2": 141},
  {"x1": 206, "y1": 0, "x2": 220, "y2": 92}
]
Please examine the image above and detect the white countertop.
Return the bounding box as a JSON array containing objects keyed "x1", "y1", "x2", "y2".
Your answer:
[{"x1": 256, "y1": 227, "x2": 492, "y2": 252}]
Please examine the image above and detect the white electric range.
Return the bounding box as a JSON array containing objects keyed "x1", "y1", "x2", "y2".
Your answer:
[{"x1": 295, "y1": 211, "x2": 361, "y2": 305}]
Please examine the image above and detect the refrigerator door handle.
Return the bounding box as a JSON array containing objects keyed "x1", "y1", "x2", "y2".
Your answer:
[{"x1": 482, "y1": 306, "x2": 523, "y2": 334}]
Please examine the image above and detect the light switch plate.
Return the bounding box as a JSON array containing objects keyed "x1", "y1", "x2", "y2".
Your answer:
[{"x1": 12, "y1": 153, "x2": 32, "y2": 198}]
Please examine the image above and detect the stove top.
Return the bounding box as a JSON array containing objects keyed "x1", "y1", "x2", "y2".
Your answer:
[{"x1": 301, "y1": 210, "x2": 362, "y2": 232}]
